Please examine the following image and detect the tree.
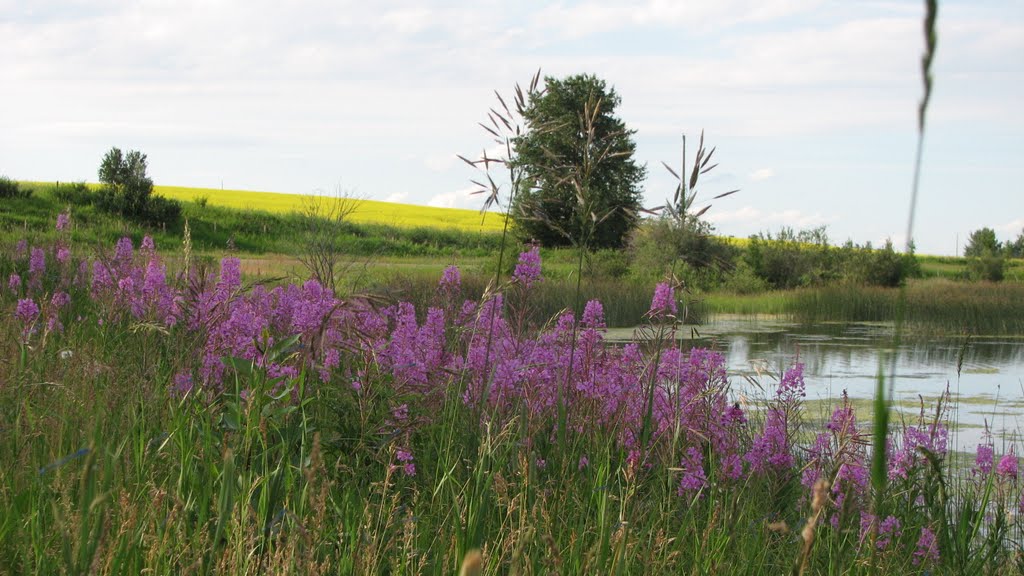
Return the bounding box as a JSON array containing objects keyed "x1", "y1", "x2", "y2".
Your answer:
[
  {"x1": 1006, "y1": 228, "x2": 1024, "y2": 259},
  {"x1": 963, "y1": 227, "x2": 1000, "y2": 257},
  {"x1": 963, "y1": 227, "x2": 1005, "y2": 282},
  {"x1": 511, "y1": 74, "x2": 646, "y2": 250},
  {"x1": 97, "y1": 147, "x2": 180, "y2": 224}
]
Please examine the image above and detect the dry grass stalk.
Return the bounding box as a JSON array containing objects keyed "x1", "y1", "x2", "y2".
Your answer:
[
  {"x1": 459, "y1": 549, "x2": 483, "y2": 576},
  {"x1": 797, "y1": 478, "x2": 830, "y2": 576}
]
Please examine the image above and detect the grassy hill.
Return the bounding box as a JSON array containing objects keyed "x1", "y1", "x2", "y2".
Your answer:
[{"x1": 2, "y1": 181, "x2": 508, "y2": 259}]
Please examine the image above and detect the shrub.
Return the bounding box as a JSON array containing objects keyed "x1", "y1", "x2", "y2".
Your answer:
[
  {"x1": 968, "y1": 253, "x2": 1005, "y2": 282},
  {"x1": 0, "y1": 176, "x2": 30, "y2": 199},
  {"x1": 53, "y1": 181, "x2": 94, "y2": 206}
]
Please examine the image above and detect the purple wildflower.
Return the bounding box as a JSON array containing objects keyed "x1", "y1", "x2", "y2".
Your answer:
[
  {"x1": 141, "y1": 235, "x2": 155, "y2": 252},
  {"x1": 114, "y1": 237, "x2": 134, "y2": 262},
  {"x1": 913, "y1": 527, "x2": 939, "y2": 565},
  {"x1": 8, "y1": 273, "x2": 21, "y2": 292},
  {"x1": 513, "y1": 245, "x2": 542, "y2": 288},
  {"x1": 439, "y1": 265, "x2": 461, "y2": 294},
  {"x1": 15, "y1": 298, "x2": 40, "y2": 324},
  {"x1": 678, "y1": 447, "x2": 708, "y2": 494},
  {"x1": 578, "y1": 455, "x2": 589, "y2": 470},
  {"x1": 747, "y1": 408, "x2": 792, "y2": 473},
  {"x1": 648, "y1": 282, "x2": 677, "y2": 317},
  {"x1": 878, "y1": 516, "x2": 901, "y2": 549},
  {"x1": 975, "y1": 443, "x2": 994, "y2": 475},
  {"x1": 996, "y1": 451, "x2": 1018, "y2": 479},
  {"x1": 51, "y1": 291, "x2": 71, "y2": 308},
  {"x1": 56, "y1": 246, "x2": 71, "y2": 264},
  {"x1": 56, "y1": 211, "x2": 70, "y2": 231},
  {"x1": 396, "y1": 448, "x2": 416, "y2": 477},
  {"x1": 777, "y1": 363, "x2": 806, "y2": 400},
  {"x1": 582, "y1": 299, "x2": 605, "y2": 329},
  {"x1": 172, "y1": 373, "x2": 194, "y2": 397},
  {"x1": 29, "y1": 247, "x2": 45, "y2": 277}
]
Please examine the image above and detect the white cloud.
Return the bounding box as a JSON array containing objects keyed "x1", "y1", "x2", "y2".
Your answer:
[
  {"x1": 427, "y1": 186, "x2": 478, "y2": 209},
  {"x1": 996, "y1": 219, "x2": 1024, "y2": 235},
  {"x1": 749, "y1": 168, "x2": 774, "y2": 181},
  {"x1": 707, "y1": 205, "x2": 834, "y2": 228},
  {"x1": 423, "y1": 153, "x2": 456, "y2": 173}
]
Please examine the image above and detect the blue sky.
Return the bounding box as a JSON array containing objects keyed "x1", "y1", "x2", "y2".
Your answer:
[{"x1": 2, "y1": 0, "x2": 1021, "y2": 255}]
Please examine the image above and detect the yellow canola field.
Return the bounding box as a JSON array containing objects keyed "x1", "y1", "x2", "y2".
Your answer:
[{"x1": 154, "y1": 185, "x2": 506, "y2": 233}]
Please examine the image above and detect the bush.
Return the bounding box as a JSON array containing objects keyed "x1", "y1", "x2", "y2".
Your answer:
[
  {"x1": 0, "y1": 176, "x2": 30, "y2": 199},
  {"x1": 968, "y1": 253, "x2": 1005, "y2": 282},
  {"x1": 843, "y1": 240, "x2": 919, "y2": 287},
  {"x1": 145, "y1": 195, "x2": 183, "y2": 226},
  {"x1": 745, "y1": 228, "x2": 835, "y2": 289},
  {"x1": 53, "y1": 181, "x2": 94, "y2": 206},
  {"x1": 721, "y1": 260, "x2": 770, "y2": 294},
  {"x1": 628, "y1": 217, "x2": 737, "y2": 282},
  {"x1": 586, "y1": 249, "x2": 630, "y2": 278}
]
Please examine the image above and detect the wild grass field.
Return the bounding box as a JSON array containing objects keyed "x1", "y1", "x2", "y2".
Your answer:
[{"x1": 2, "y1": 211, "x2": 1023, "y2": 574}]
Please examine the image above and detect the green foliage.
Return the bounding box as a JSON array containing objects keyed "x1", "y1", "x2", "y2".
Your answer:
[
  {"x1": 628, "y1": 216, "x2": 738, "y2": 284},
  {"x1": 1006, "y1": 229, "x2": 1024, "y2": 258},
  {"x1": 511, "y1": 74, "x2": 646, "y2": 250},
  {"x1": 964, "y1": 227, "x2": 1000, "y2": 257},
  {"x1": 963, "y1": 228, "x2": 1006, "y2": 282},
  {"x1": 744, "y1": 227, "x2": 835, "y2": 289},
  {"x1": 96, "y1": 147, "x2": 181, "y2": 225},
  {"x1": 52, "y1": 181, "x2": 94, "y2": 205},
  {"x1": 842, "y1": 239, "x2": 921, "y2": 287},
  {"x1": 968, "y1": 252, "x2": 1005, "y2": 282},
  {"x1": 0, "y1": 176, "x2": 31, "y2": 199},
  {"x1": 744, "y1": 228, "x2": 920, "y2": 290}
]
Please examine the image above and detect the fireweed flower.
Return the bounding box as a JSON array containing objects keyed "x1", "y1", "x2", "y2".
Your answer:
[
  {"x1": 876, "y1": 515, "x2": 902, "y2": 550},
  {"x1": 29, "y1": 247, "x2": 45, "y2": 277},
  {"x1": 582, "y1": 299, "x2": 606, "y2": 329},
  {"x1": 913, "y1": 527, "x2": 939, "y2": 565},
  {"x1": 114, "y1": 237, "x2": 134, "y2": 263},
  {"x1": 56, "y1": 210, "x2": 70, "y2": 231},
  {"x1": 15, "y1": 298, "x2": 40, "y2": 324},
  {"x1": 51, "y1": 291, "x2": 71, "y2": 308},
  {"x1": 396, "y1": 448, "x2": 416, "y2": 476},
  {"x1": 8, "y1": 273, "x2": 21, "y2": 292},
  {"x1": 648, "y1": 282, "x2": 677, "y2": 317},
  {"x1": 513, "y1": 245, "x2": 542, "y2": 288},
  {"x1": 56, "y1": 246, "x2": 71, "y2": 264},
  {"x1": 996, "y1": 450, "x2": 1018, "y2": 479},
  {"x1": 171, "y1": 373, "x2": 194, "y2": 397},
  {"x1": 975, "y1": 443, "x2": 994, "y2": 475},
  {"x1": 439, "y1": 265, "x2": 461, "y2": 294}
]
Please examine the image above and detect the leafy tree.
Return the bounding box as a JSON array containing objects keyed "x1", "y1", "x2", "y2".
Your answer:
[
  {"x1": 962, "y1": 227, "x2": 1005, "y2": 282},
  {"x1": 1006, "y1": 229, "x2": 1024, "y2": 258},
  {"x1": 97, "y1": 147, "x2": 180, "y2": 225},
  {"x1": 511, "y1": 74, "x2": 646, "y2": 249},
  {"x1": 963, "y1": 227, "x2": 1000, "y2": 257}
]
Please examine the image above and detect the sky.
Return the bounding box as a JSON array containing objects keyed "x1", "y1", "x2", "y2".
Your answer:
[{"x1": 2, "y1": 0, "x2": 1022, "y2": 256}]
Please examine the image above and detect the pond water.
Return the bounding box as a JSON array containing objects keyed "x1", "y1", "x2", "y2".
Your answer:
[{"x1": 606, "y1": 316, "x2": 1024, "y2": 453}]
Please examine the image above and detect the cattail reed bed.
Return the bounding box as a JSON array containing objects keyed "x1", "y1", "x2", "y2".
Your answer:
[{"x1": 2, "y1": 217, "x2": 1023, "y2": 574}]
